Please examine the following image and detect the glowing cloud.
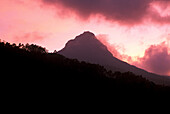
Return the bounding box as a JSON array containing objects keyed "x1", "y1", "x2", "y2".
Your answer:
[{"x1": 133, "y1": 41, "x2": 170, "y2": 76}]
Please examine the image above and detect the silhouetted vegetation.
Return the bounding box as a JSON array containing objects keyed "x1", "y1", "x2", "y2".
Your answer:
[{"x1": 1, "y1": 41, "x2": 170, "y2": 101}]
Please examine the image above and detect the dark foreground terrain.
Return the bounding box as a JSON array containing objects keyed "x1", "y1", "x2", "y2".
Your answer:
[{"x1": 1, "y1": 41, "x2": 170, "y2": 105}]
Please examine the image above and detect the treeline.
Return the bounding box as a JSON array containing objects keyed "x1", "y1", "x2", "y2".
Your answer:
[
  {"x1": 0, "y1": 41, "x2": 170, "y2": 100},
  {"x1": 0, "y1": 41, "x2": 47, "y2": 53}
]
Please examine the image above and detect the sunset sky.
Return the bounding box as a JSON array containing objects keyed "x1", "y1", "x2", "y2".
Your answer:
[{"x1": 0, "y1": 0, "x2": 170, "y2": 76}]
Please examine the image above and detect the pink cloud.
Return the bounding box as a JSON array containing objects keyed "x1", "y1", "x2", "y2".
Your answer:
[
  {"x1": 97, "y1": 34, "x2": 123, "y2": 59},
  {"x1": 97, "y1": 34, "x2": 133, "y2": 63},
  {"x1": 13, "y1": 32, "x2": 47, "y2": 43},
  {"x1": 97, "y1": 34, "x2": 170, "y2": 76},
  {"x1": 148, "y1": 1, "x2": 170, "y2": 24},
  {"x1": 133, "y1": 41, "x2": 170, "y2": 76}
]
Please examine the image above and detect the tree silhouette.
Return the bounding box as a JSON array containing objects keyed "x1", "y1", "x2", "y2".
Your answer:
[{"x1": 0, "y1": 40, "x2": 170, "y2": 99}]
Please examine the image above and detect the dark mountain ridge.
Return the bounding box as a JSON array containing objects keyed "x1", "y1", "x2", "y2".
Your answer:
[{"x1": 59, "y1": 31, "x2": 170, "y2": 86}]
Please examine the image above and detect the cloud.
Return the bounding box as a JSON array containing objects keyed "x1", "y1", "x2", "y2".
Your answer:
[
  {"x1": 97, "y1": 34, "x2": 170, "y2": 76},
  {"x1": 96, "y1": 34, "x2": 132, "y2": 63},
  {"x1": 97, "y1": 34, "x2": 123, "y2": 59},
  {"x1": 13, "y1": 32, "x2": 46, "y2": 43},
  {"x1": 133, "y1": 41, "x2": 170, "y2": 76},
  {"x1": 147, "y1": 1, "x2": 170, "y2": 24},
  {"x1": 41, "y1": 0, "x2": 170, "y2": 25}
]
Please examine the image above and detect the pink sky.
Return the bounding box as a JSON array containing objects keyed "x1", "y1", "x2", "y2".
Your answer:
[{"x1": 0, "y1": 0, "x2": 170, "y2": 76}]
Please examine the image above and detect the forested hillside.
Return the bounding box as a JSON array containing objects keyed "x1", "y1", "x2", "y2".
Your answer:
[{"x1": 1, "y1": 41, "x2": 170, "y2": 98}]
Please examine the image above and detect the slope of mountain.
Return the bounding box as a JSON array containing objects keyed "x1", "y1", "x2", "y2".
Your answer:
[{"x1": 58, "y1": 31, "x2": 170, "y2": 86}]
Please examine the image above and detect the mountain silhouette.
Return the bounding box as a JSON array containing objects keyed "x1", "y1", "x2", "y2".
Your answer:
[
  {"x1": 58, "y1": 31, "x2": 170, "y2": 86},
  {"x1": 1, "y1": 38, "x2": 170, "y2": 103}
]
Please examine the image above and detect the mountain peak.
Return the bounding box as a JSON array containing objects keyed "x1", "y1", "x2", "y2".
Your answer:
[
  {"x1": 58, "y1": 31, "x2": 114, "y2": 65},
  {"x1": 83, "y1": 31, "x2": 95, "y2": 36},
  {"x1": 58, "y1": 32, "x2": 170, "y2": 86},
  {"x1": 74, "y1": 31, "x2": 95, "y2": 41},
  {"x1": 82, "y1": 31, "x2": 95, "y2": 36}
]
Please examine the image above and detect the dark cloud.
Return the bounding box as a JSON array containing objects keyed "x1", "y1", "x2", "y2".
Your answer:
[
  {"x1": 134, "y1": 42, "x2": 170, "y2": 76},
  {"x1": 41, "y1": 0, "x2": 170, "y2": 25},
  {"x1": 42, "y1": 0, "x2": 152, "y2": 24}
]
